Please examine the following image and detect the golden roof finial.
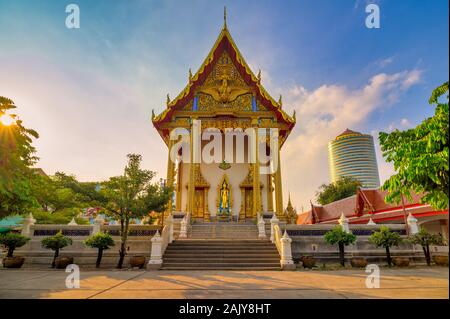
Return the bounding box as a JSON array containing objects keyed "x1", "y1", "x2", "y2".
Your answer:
[
  {"x1": 292, "y1": 109, "x2": 296, "y2": 121},
  {"x1": 278, "y1": 94, "x2": 283, "y2": 107},
  {"x1": 151, "y1": 109, "x2": 155, "y2": 120},
  {"x1": 166, "y1": 94, "x2": 170, "y2": 107},
  {"x1": 257, "y1": 69, "x2": 261, "y2": 83},
  {"x1": 223, "y1": 6, "x2": 227, "y2": 29},
  {"x1": 188, "y1": 68, "x2": 193, "y2": 82}
]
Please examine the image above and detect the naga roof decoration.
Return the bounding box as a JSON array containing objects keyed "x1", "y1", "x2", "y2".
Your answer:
[{"x1": 152, "y1": 14, "x2": 296, "y2": 144}]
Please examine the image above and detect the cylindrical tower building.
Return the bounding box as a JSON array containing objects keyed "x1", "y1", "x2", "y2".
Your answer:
[{"x1": 328, "y1": 129, "x2": 380, "y2": 188}]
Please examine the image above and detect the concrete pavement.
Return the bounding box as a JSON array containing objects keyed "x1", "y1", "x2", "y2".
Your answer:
[{"x1": 0, "y1": 267, "x2": 448, "y2": 299}]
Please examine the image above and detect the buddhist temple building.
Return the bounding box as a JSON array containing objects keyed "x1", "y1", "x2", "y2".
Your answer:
[
  {"x1": 152, "y1": 10, "x2": 295, "y2": 222},
  {"x1": 297, "y1": 188, "x2": 449, "y2": 243}
]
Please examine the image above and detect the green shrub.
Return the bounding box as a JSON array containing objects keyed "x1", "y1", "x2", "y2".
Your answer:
[
  {"x1": 84, "y1": 232, "x2": 115, "y2": 268},
  {"x1": 31, "y1": 208, "x2": 88, "y2": 225},
  {"x1": 408, "y1": 227, "x2": 444, "y2": 266},
  {"x1": 0, "y1": 232, "x2": 30, "y2": 257},
  {"x1": 369, "y1": 226, "x2": 402, "y2": 266},
  {"x1": 41, "y1": 231, "x2": 73, "y2": 268},
  {"x1": 324, "y1": 225, "x2": 357, "y2": 266}
]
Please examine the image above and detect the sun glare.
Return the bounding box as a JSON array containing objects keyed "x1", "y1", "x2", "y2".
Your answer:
[{"x1": 0, "y1": 114, "x2": 16, "y2": 126}]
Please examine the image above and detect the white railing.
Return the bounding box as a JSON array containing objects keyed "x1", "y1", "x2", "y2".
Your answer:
[
  {"x1": 271, "y1": 217, "x2": 295, "y2": 270},
  {"x1": 179, "y1": 212, "x2": 190, "y2": 239}
]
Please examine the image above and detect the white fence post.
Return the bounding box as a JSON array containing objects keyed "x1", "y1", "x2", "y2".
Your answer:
[
  {"x1": 338, "y1": 213, "x2": 350, "y2": 233},
  {"x1": 147, "y1": 230, "x2": 163, "y2": 270},
  {"x1": 270, "y1": 214, "x2": 279, "y2": 243},
  {"x1": 407, "y1": 213, "x2": 419, "y2": 235},
  {"x1": 21, "y1": 213, "x2": 36, "y2": 237},
  {"x1": 280, "y1": 230, "x2": 295, "y2": 270}
]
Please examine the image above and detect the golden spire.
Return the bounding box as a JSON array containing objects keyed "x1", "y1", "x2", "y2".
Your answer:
[
  {"x1": 166, "y1": 94, "x2": 171, "y2": 107},
  {"x1": 188, "y1": 68, "x2": 193, "y2": 82},
  {"x1": 257, "y1": 69, "x2": 261, "y2": 83},
  {"x1": 223, "y1": 6, "x2": 227, "y2": 29},
  {"x1": 278, "y1": 94, "x2": 283, "y2": 107}
]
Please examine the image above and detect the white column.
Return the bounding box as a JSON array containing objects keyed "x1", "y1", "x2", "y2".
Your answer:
[
  {"x1": 270, "y1": 214, "x2": 279, "y2": 243},
  {"x1": 338, "y1": 213, "x2": 350, "y2": 233},
  {"x1": 147, "y1": 231, "x2": 163, "y2": 270},
  {"x1": 280, "y1": 231, "x2": 295, "y2": 270},
  {"x1": 407, "y1": 213, "x2": 419, "y2": 234},
  {"x1": 21, "y1": 213, "x2": 36, "y2": 237}
]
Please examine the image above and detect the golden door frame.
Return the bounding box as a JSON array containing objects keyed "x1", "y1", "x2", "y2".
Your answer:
[
  {"x1": 239, "y1": 164, "x2": 263, "y2": 221},
  {"x1": 185, "y1": 164, "x2": 210, "y2": 221}
]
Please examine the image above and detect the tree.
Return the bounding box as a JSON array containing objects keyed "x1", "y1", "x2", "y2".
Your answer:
[
  {"x1": 379, "y1": 82, "x2": 449, "y2": 210},
  {"x1": 41, "y1": 231, "x2": 73, "y2": 268},
  {"x1": 408, "y1": 227, "x2": 444, "y2": 266},
  {"x1": 369, "y1": 226, "x2": 402, "y2": 266},
  {"x1": 0, "y1": 96, "x2": 39, "y2": 217},
  {"x1": 0, "y1": 232, "x2": 30, "y2": 257},
  {"x1": 316, "y1": 176, "x2": 362, "y2": 205},
  {"x1": 101, "y1": 154, "x2": 171, "y2": 269},
  {"x1": 84, "y1": 231, "x2": 115, "y2": 268},
  {"x1": 324, "y1": 225, "x2": 357, "y2": 266}
]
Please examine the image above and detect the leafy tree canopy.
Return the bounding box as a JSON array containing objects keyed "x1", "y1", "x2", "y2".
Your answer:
[
  {"x1": 369, "y1": 226, "x2": 402, "y2": 248},
  {"x1": 379, "y1": 82, "x2": 449, "y2": 210},
  {"x1": 0, "y1": 96, "x2": 39, "y2": 217},
  {"x1": 316, "y1": 176, "x2": 362, "y2": 205},
  {"x1": 324, "y1": 225, "x2": 357, "y2": 246}
]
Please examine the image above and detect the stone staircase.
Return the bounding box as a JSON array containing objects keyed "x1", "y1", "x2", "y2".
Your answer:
[
  {"x1": 189, "y1": 222, "x2": 259, "y2": 239},
  {"x1": 161, "y1": 239, "x2": 280, "y2": 270},
  {"x1": 161, "y1": 222, "x2": 280, "y2": 270}
]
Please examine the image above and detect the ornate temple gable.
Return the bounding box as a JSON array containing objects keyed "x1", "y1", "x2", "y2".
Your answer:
[{"x1": 152, "y1": 17, "x2": 296, "y2": 144}]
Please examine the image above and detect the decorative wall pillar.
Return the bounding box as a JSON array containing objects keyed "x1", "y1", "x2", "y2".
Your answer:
[
  {"x1": 147, "y1": 231, "x2": 163, "y2": 270},
  {"x1": 274, "y1": 136, "x2": 284, "y2": 220},
  {"x1": 176, "y1": 161, "x2": 182, "y2": 211},
  {"x1": 252, "y1": 124, "x2": 261, "y2": 218},
  {"x1": 280, "y1": 231, "x2": 295, "y2": 270},
  {"x1": 267, "y1": 174, "x2": 274, "y2": 212},
  {"x1": 338, "y1": 213, "x2": 350, "y2": 233},
  {"x1": 407, "y1": 213, "x2": 419, "y2": 235},
  {"x1": 270, "y1": 214, "x2": 279, "y2": 243},
  {"x1": 92, "y1": 215, "x2": 104, "y2": 234},
  {"x1": 187, "y1": 121, "x2": 197, "y2": 215},
  {"x1": 165, "y1": 133, "x2": 176, "y2": 218},
  {"x1": 21, "y1": 213, "x2": 36, "y2": 237}
]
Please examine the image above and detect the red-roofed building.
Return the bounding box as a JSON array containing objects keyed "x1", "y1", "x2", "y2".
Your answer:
[{"x1": 297, "y1": 188, "x2": 448, "y2": 242}]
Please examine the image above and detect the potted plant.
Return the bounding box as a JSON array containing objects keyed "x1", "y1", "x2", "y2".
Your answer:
[
  {"x1": 350, "y1": 257, "x2": 368, "y2": 268},
  {"x1": 408, "y1": 227, "x2": 444, "y2": 266},
  {"x1": 392, "y1": 257, "x2": 410, "y2": 267},
  {"x1": 130, "y1": 256, "x2": 146, "y2": 268},
  {"x1": 324, "y1": 225, "x2": 357, "y2": 267},
  {"x1": 41, "y1": 231, "x2": 73, "y2": 268},
  {"x1": 0, "y1": 232, "x2": 30, "y2": 268},
  {"x1": 300, "y1": 255, "x2": 316, "y2": 269},
  {"x1": 84, "y1": 231, "x2": 115, "y2": 268},
  {"x1": 369, "y1": 226, "x2": 402, "y2": 267}
]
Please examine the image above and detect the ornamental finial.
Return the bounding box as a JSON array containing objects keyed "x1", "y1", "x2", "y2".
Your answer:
[
  {"x1": 189, "y1": 68, "x2": 193, "y2": 82},
  {"x1": 224, "y1": 6, "x2": 227, "y2": 29},
  {"x1": 278, "y1": 94, "x2": 282, "y2": 107},
  {"x1": 257, "y1": 69, "x2": 261, "y2": 83},
  {"x1": 151, "y1": 109, "x2": 155, "y2": 120},
  {"x1": 166, "y1": 94, "x2": 170, "y2": 106},
  {"x1": 292, "y1": 109, "x2": 296, "y2": 121}
]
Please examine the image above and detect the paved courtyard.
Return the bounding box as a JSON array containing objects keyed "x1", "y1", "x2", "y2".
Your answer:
[{"x1": 0, "y1": 267, "x2": 448, "y2": 299}]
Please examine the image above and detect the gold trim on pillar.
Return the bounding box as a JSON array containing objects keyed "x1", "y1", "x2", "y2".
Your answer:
[{"x1": 185, "y1": 164, "x2": 210, "y2": 221}]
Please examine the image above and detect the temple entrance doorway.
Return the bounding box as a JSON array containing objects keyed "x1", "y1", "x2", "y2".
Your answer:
[{"x1": 193, "y1": 189, "x2": 205, "y2": 218}]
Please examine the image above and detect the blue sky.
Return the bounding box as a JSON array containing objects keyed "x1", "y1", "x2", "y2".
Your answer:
[{"x1": 0, "y1": 0, "x2": 448, "y2": 209}]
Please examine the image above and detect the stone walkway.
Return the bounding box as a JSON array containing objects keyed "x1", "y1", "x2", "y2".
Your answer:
[{"x1": 0, "y1": 267, "x2": 448, "y2": 299}]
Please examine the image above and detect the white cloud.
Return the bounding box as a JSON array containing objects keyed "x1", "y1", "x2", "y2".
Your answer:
[{"x1": 280, "y1": 70, "x2": 421, "y2": 209}]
